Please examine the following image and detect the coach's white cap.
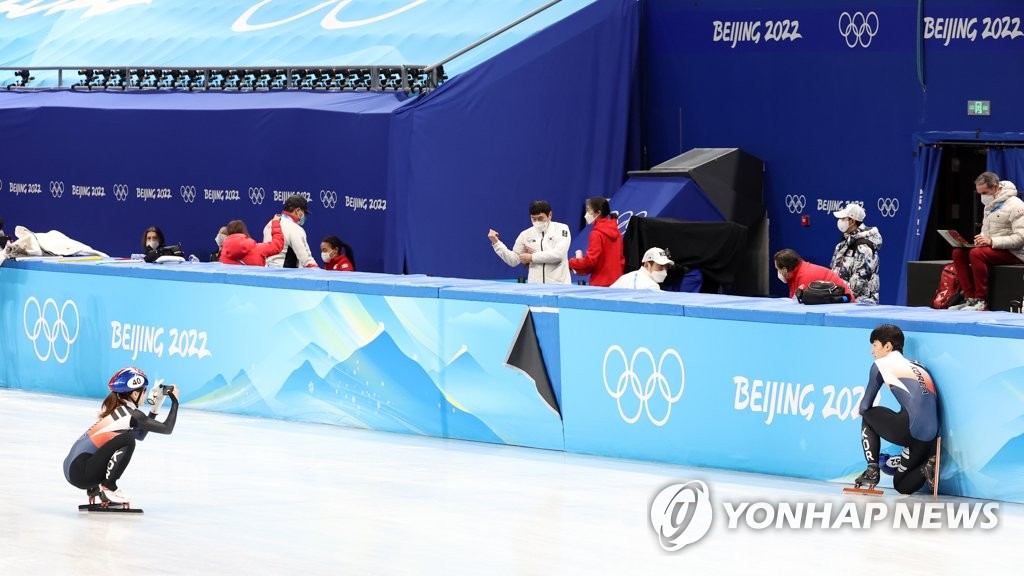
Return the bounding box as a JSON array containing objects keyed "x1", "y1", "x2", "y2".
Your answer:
[
  {"x1": 642, "y1": 247, "x2": 674, "y2": 266},
  {"x1": 833, "y1": 203, "x2": 866, "y2": 222}
]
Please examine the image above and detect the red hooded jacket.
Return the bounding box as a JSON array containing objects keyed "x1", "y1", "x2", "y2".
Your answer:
[
  {"x1": 568, "y1": 217, "x2": 625, "y2": 287},
  {"x1": 785, "y1": 260, "x2": 856, "y2": 302},
  {"x1": 325, "y1": 253, "x2": 354, "y2": 271},
  {"x1": 219, "y1": 219, "x2": 284, "y2": 266}
]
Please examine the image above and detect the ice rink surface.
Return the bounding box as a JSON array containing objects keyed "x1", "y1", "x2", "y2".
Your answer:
[{"x1": 1, "y1": 388, "x2": 1020, "y2": 576}]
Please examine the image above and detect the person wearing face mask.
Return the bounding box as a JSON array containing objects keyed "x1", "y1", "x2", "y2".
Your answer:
[
  {"x1": 830, "y1": 203, "x2": 882, "y2": 304},
  {"x1": 488, "y1": 200, "x2": 572, "y2": 284},
  {"x1": 567, "y1": 197, "x2": 624, "y2": 287},
  {"x1": 321, "y1": 235, "x2": 355, "y2": 271},
  {"x1": 949, "y1": 172, "x2": 1024, "y2": 311},
  {"x1": 210, "y1": 225, "x2": 228, "y2": 262},
  {"x1": 141, "y1": 226, "x2": 166, "y2": 263},
  {"x1": 264, "y1": 194, "x2": 319, "y2": 268},
  {"x1": 774, "y1": 248, "x2": 855, "y2": 301},
  {"x1": 610, "y1": 247, "x2": 674, "y2": 290}
]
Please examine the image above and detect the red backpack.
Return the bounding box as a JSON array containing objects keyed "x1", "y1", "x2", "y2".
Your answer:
[{"x1": 931, "y1": 263, "x2": 963, "y2": 309}]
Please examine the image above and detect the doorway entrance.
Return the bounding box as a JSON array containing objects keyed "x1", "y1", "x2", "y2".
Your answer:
[{"x1": 918, "y1": 143, "x2": 988, "y2": 262}]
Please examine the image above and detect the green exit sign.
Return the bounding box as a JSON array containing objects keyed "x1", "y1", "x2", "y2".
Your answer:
[{"x1": 967, "y1": 100, "x2": 991, "y2": 116}]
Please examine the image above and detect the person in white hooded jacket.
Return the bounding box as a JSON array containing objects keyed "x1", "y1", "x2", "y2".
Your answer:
[
  {"x1": 950, "y1": 172, "x2": 1024, "y2": 311},
  {"x1": 488, "y1": 200, "x2": 572, "y2": 284}
]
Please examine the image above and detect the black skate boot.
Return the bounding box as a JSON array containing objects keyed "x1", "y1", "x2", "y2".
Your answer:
[
  {"x1": 924, "y1": 455, "x2": 937, "y2": 491},
  {"x1": 854, "y1": 465, "x2": 880, "y2": 489}
]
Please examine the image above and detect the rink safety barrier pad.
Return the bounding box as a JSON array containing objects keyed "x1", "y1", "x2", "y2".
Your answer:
[{"x1": 2, "y1": 260, "x2": 1023, "y2": 503}]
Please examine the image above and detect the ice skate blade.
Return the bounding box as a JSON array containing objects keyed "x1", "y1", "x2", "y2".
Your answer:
[
  {"x1": 843, "y1": 486, "x2": 883, "y2": 496},
  {"x1": 78, "y1": 503, "x2": 144, "y2": 514}
]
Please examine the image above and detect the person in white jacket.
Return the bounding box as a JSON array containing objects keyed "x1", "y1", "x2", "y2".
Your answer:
[
  {"x1": 264, "y1": 194, "x2": 318, "y2": 268},
  {"x1": 951, "y1": 172, "x2": 1024, "y2": 311},
  {"x1": 610, "y1": 247, "x2": 674, "y2": 290},
  {"x1": 488, "y1": 200, "x2": 572, "y2": 284}
]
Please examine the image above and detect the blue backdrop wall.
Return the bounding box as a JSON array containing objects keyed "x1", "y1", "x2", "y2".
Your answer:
[
  {"x1": 0, "y1": 90, "x2": 402, "y2": 271},
  {"x1": 644, "y1": 0, "x2": 1024, "y2": 303},
  {"x1": 0, "y1": 0, "x2": 638, "y2": 280},
  {"x1": 386, "y1": 0, "x2": 638, "y2": 277}
]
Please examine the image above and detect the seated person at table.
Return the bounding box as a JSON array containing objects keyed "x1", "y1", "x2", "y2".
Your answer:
[{"x1": 321, "y1": 235, "x2": 355, "y2": 271}]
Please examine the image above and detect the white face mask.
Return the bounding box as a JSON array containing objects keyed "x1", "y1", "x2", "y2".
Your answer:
[
  {"x1": 321, "y1": 252, "x2": 333, "y2": 264},
  {"x1": 981, "y1": 194, "x2": 994, "y2": 206},
  {"x1": 584, "y1": 212, "x2": 597, "y2": 225},
  {"x1": 532, "y1": 220, "x2": 548, "y2": 233},
  {"x1": 215, "y1": 233, "x2": 226, "y2": 248},
  {"x1": 146, "y1": 240, "x2": 159, "y2": 249},
  {"x1": 777, "y1": 270, "x2": 787, "y2": 283},
  {"x1": 651, "y1": 269, "x2": 668, "y2": 283},
  {"x1": 837, "y1": 218, "x2": 851, "y2": 233}
]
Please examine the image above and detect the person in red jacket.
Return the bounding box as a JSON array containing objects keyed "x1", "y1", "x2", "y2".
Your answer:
[
  {"x1": 774, "y1": 248, "x2": 856, "y2": 302},
  {"x1": 219, "y1": 216, "x2": 284, "y2": 266},
  {"x1": 568, "y1": 197, "x2": 625, "y2": 287},
  {"x1": 320, "y1": 235, "x2": 355, "y2": 271}
]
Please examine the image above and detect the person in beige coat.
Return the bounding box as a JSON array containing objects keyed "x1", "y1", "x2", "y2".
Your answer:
[{"x1": 950, "y1": 172, "x2": 1024, "y2": 311}]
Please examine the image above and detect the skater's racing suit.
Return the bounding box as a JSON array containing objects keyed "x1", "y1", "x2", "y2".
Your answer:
[
  {"x1": 63, "y1": 396, "x2": 178, "y2": 490},
  {"x1": 858, "y1": 351, "x2": 938, "y2": 494}
]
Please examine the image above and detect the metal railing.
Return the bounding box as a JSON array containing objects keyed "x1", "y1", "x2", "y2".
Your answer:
[
  {"x1": 0, "y1": 65, "x2": 445, "y2": 93},
  {"x1": 423, "y1": 0, "x2": 564, "y2": 79},
  {"x1": 0, "y1": 0, "x2": 567, "y2": 93}
]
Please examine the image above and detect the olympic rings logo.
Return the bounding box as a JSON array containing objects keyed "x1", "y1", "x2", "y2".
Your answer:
[
  {"x1": 249, "y1": 186, "x2": 265, "y2": 205},
  {"x1": 49, "y1": 181, "x2": 65, "y2": 198},
  {"x1": 877, "y1": 197, "x2": 900, "y2": 217},
  {"x1": 839, "y1": 11, "x2": 879, "y2": 48},
  {"x1": 616, "y1": 210, "x2": 648, "y2": 236},
  {"x1": 180, "y1": 185, "x2": 197, "y2": 203},
  {"x1": 320, "y1": 189, "x2": 338, "y2": 209},
  {"x1": 23, "y1": 297, "x2": 80, "y2": 363},
  {"x1": 785, "y1": 194, "x2": 806, "y2": 214},
  {"x1": 603, "y1": 345, "x2": 685, "y2": 426},
  {"x1": 113, "y1": 184, "x2": 129, "y2": 202}
]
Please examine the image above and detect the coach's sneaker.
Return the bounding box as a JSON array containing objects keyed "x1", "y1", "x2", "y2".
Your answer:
[
  {"x1": 99, "y1": 484, "x2": 130, "y2": 504},
  {"x1": 879, "y1": 453, "x2": 901, "y2": 476},
  {"x1": 949, "y1": 298, "x2": 981, "y2": 310}
]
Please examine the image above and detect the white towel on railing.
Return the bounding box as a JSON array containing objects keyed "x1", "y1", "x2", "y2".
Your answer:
[{"x1": 0, "y1": 225, "x2": 108, "y2": 264}]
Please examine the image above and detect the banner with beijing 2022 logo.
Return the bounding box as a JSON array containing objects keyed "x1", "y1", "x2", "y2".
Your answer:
[
  {"x1": 558, "y1": 307, "x2": 1024, "y2": 503},
  {"x1": 0, "y1": 266, "x2": 564, "y2": 450}
]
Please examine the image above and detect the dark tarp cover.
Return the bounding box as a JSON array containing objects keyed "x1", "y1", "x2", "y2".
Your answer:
[{"x1": 622, "y1": 217, "x2": 748, "y2": 293}]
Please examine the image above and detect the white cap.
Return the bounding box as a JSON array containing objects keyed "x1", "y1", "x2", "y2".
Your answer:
[
  {"x1": 642, "y1": 247, "x2": 674, "y2": 266},
  {"x1": 833, "y1": 203, "x2": 866, "y2": 222}
]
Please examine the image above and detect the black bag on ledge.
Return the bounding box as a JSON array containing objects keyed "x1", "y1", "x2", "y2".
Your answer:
[
  {"x1": 144, "y1": 244, "x2": 185, "y2": 263},
  {"x1": 796, "y1": 281, "x2": 850, "y2": 305}
]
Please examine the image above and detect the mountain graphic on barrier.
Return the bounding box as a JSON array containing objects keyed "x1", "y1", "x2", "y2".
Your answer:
[
  {"x1": 273, "y1": 358, "x2": 369, "y2": 429},
  {"x1": 186, "y1": 293, "x2": 563, "y2": 446},
  {"x1": 188, "y1": 369, "x2": 274, "y2": 417},
  {"x1": 981, "y1": 429, "x2": 1024, "y2": 479},
  {"x1": 312, "y1": 328, "x2": 501, "y2": 442},
  {"x1": 439, "y1": 344, "x2": 563, "y2": 450}
]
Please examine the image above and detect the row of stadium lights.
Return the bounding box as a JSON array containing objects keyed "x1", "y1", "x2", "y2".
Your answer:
[{"x1": 5, "y1": 66, "x2": 446, "y2": 93}]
